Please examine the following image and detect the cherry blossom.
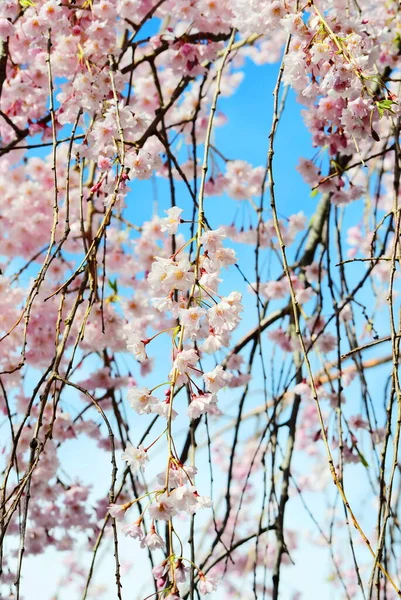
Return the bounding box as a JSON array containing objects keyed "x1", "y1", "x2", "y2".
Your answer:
[
  {"x1": 127, "y1": 387, "x2": 159, "y2": 415},
  {"x1": 141, "y1": 526, "x2": 166, "y2": 551},
  {"x1": 121, "y1": 443, "x2": 149, "y2": 474}
]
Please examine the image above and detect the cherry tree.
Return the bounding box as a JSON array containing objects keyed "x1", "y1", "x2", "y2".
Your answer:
[{"x1": 0, "y1": 0, "x2": 401, "y2": 598}]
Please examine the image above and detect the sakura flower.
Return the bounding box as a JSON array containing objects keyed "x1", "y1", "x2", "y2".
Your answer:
[
  {"x1": 201, "y1": 330, "x2": 229, "y2": 354},
  {"x1": 304, "y1": 262, "x2": 325, "y2": 283},
  {"x1": 108, "y1": 504, "x2": 126, "y2": 519},
  {"x1": 157, "y1": 464, "x2": 197, "y2": 488},
  {"x1": 122, "y1": 520, "x2": 144, "y2": 540},
  {"x1": 343, "y1": 445, "x2": 359, "y2": 465},
  {"x1": 152, "y1": 399, "x2": 178, "y2": 420},
  {"x1": 297, "y1": 158, "x2": 320, "y2": 186},
  {"x1": 268, "y1": 328, "x2": 295, "y2": 353},
  {"x1": 307, "y1": 315, "x2": 326, "y2": 335},
  {"x1": 148, "y1": 257, "x2": 194, "y2": 294},
  {"x1": 193, "y1": 492, "x2": 213, "y2": 510},
  {"x1": 152, "y1": 295, "x2": 174, "y2": 312},
  {"x1": 199, "y1": 270, "x2": 221, "y2": 294},
  {"x1": 152, "y1": 561, "x2": 168, "y2": 579},
  {"x1": 328, "y1": 392, "x2": 346, "y2": 409},
  {"x1": 212, "y1": 246, "x2": 237, "y2": 268},
  {"x1": 125, "y1": 149, "x2": 162, "y2": 179},
  {"x1": 92, "y1": 0, "x2": 116, "y2": 19},
  {"x1": 0, "y1": 17, "x2": 14, "y2": 40},
  {"x1": 225, "y1": 372, "x2": 251, "y2": 388},
  {"x1": 121, "y1": 443, "x2": 148, "y2": 474},
  {"x1": 172, "y1": 348, "x2": 199, "y2": 375},
  {"x1": 39, "y1": 0, "x2": 62, "y2": 23},
  {"x1": 164, "y1": 258, "x2": 195, "y2": 292},
  {"x1": 203, "y1": 365, "x2": 227, "y2": 393},
  {"x1": 224, "y1": 161, "x2": 264, "y2": 200},
  {"x1": 98, "y1": 155, "x2": 112, "y2": 170},
  {"x1": 140, "y1": 526, "x2": 166, "y2": 551},
  {"x1": 226, "y1": 354, "x2": 244, "y2": 370},
  {"x1": 200, "y1": 227, "x2": 226, "y2": 252},
  {"x1": 295, "y1": 286, "x2": 314, "y2": 304},
  {"x1": 199, "y1": 572, "x2": 219, "y2": 595},
  {"x1": 160, "y1": 206, "x2": 183, "y2": 235},
  {"x1": 187, "y1": 397, "x2": 207, "y2": 420},
  {"x1": 310, "y1": 41, "x2": 332, "y2": 65},
  {"x1": 127, "y1": 336, "x2": 148, "y2": 363},
  {"x1": 208, "y1": 292, "x2": 243, "y2": 334},
  {"x1": 293, "y1": 382, "x2": 313, "y2": 400},
  {"x1": 315, "y1": 333, "x2": 337, "y2": 354},
  {"x1": 140, "y1": 358, "x2": 154, "y2": 377},
  {"x1": 260, "y1": 279, "x2": 288, "y2": 300},
  {"x1": 187, "y1": 393, "x2": 216, "y2": 420},
  {"x1": 175, "y1": 560, "x2": 189, "y2": 583},
  {"x1": 170, "y1": 485, "x2": 212, "y2": 515},
  {"x1": 178, "y1": 307, "x2": 206, "y2": 335},
  {"x1": 288, "y1": 212, "x2": 307, "y2": 234},
  {"x1": 148, "y1": 494, "x2": 177, "y2": 521},
  {"x1": 127, "y1": 387, "x2": 158, "y2": 415},
  {"x1": 339, "y1": 304, "x2": 352, "y2": 321},
  {"x1": 23, "y1": 16, "x2": 46, "y2": 37},
  {"x1": 147, "y1": 257, "x2": 171, "y2": 293}
]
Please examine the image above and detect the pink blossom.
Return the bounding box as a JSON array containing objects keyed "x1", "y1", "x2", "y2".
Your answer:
[
  {"x1": 200, "y1": 227, "x2": 226, "y2": 252},
  {"x1": 122, "y1": 520, "x2": 144, "y2": 540},
  {"x1": 260, "y1": 279, "x2": 288, "y2": 300},
  {"x1": 121, "y1": 443, "x2": 149, "y2": 474},
  {"x1": 108, "y1": 504, "x2": 126, "y2": 519},
  {"x1": 297, "y1": 158, "x2": 320, "y2": 185},
  {"x1": 178, "y1": 307, "x2": 206, "y2": 335},
  {"x1": 127, "y1": 387, "x2": 158, "y2": 415},
  {"x1": 208, "y1": 292, "x2": 243, "y2": 334},
  {"x1": 199, "y1": 572, "x2": 219, "y2": 595},
  {"x1": 152, "y1": 561, "x2": 168, "y2": 579},
  {"x1": 127, "y1": 335, "x2": 148, "y2": 363},
  {"x1": 148, "y1": 257, "x2": 194, "y2": 294},
  {"x1": 203, "y1": 365, "x2": 227, "y2": 393},
  {"x1": 188, "y1": 393, "x2": 217, "y2": 420},
  {"x1": 148, "y1": 494, "x2": 177, "y2": 521},
  {"x1": 172, "y1": 348, "x2": 199, "y2": 375},
  {"x1": 175, "y1": 559, "x2": 189, "y2": 583},
  {"x1": 141, "y1": 526, "x2": 166, "y2": 551},
  {"x1": 160, "y1": 206, "x2": 183, "y2": 235}
]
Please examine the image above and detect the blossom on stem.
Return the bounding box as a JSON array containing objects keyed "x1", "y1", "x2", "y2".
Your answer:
[
  {"x1": 198, "y1": 572, "x2": 219, "y2": 595},
  {"x1": 148, "y1": 494, "x2": 177, "y2": 521},
  {"x1": 203, "y1": 365, "x2": 227, "y2": 393},
  {"x1": 152, "y1": 561, "x2": 168, "y2": 579},
  {"x1": 140, "y1": 525, "x2": 166, "y2": 551},
  {"x1": 122, "y1": 520, "x2": 144, "y2": 540},
  {"x1": 160, "y1": 206, "x2": 183, "y2": 235},
  {"x1": 175, "y1": 559, "x2": 190, "y2": 583},
  {"x1": 171, "y1": 348, "x2": 199, "y2": 376},
  {"x1": 187, "y1": 393, "x2": 217, "y2": 420},
  {"x1": 178, "y1": 307, "x2": 206, "y2": 336},
  {"x1": 108, "y1": 504, "x2": 126, "y2": 519},
  {"x1": 148, "y1": 256, "x2": 194, "y2": 294},
  {"x1": 127, "y1": 335, "x2": 148, "y2": 362},
  {"x1": 121, "y1": 443, "x2": 149, "y2": 474},
  {"x1": 127, "y1": 387, "x2": 158, "y2": 415},
  {"x1": 208, "y1": 291, "x2": 243, "y2": 334}
]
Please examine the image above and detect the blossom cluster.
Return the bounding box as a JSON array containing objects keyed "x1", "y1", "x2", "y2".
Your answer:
[{"x1": 105, "y1": 211, "x2": 245, "y2": 595}]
